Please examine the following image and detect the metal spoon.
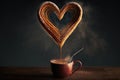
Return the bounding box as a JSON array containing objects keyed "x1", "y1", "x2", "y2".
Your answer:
[{"x1": 68, "y1": 48, "x2": 84, "y2": 62}]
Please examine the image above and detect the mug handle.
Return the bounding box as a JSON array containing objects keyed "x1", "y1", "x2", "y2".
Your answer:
[{"x1": 72, "y1": 60, "x2": 82, "y2": 74}]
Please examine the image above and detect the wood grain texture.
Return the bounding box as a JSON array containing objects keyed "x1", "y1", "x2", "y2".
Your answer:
[{"x1": 0, "y1": 67, "x2": 120, "y2": 80}]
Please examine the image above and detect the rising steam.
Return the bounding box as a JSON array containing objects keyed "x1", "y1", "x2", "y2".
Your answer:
[
  {"x1": 63, "y1": 2, "x2": 107, "y2": 57},
  {"x1": 25, "y1": 1, "x2": 107, "y2": 60}
]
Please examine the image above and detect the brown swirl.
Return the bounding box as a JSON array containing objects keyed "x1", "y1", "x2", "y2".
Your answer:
[{"x1": 38, "y1": 1, "x2": 83, "y2": 48}]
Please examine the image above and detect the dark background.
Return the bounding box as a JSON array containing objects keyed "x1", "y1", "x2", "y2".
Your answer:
[{"x1": 0, "y1": 0, "x2": 120, "y2": 67}]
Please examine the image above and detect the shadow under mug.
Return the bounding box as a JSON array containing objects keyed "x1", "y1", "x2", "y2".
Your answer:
[{"x1": 50, "y1": 59, "x2": 82, "y2": 78}]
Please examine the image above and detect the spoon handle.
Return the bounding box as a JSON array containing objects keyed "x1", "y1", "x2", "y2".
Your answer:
[{"x1": 70, "y1": 48, "x2": 84, "y2": 61}]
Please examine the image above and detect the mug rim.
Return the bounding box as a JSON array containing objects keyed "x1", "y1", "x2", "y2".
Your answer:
[{"x1": 50, "y1": 59, "x2": 73, "y2": 65}]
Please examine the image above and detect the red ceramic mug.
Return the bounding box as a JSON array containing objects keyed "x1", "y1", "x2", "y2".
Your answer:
[{"x1": 50, "y1": 59, "x2": 82, "y2": 78}]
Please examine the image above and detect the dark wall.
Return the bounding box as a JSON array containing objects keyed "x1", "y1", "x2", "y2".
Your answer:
[{"x1": 0, "y1": 0, "x2": 120, "y2": 67}]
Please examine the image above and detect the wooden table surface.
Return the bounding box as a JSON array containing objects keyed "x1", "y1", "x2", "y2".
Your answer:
[{"x1": 0, "y1": 67, "x2": 120, "y2": 80}]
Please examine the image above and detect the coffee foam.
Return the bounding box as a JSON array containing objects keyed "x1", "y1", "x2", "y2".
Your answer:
[{"x1": 51, "y1": 59, "x2": 69, "y2": 64}]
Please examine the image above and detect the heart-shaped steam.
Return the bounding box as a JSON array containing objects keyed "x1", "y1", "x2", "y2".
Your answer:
[{"x1": 38, "y1": 1, "x2": 83, "y2": 48}]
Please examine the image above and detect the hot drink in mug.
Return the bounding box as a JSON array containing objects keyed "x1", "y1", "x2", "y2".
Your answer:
[{"x1": 50, "y1": 59, "x2": 82, "y2": 78}]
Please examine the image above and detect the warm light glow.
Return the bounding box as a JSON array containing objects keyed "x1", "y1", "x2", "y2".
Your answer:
[{"x1": 38, "y1": 1, "x2": 83, "y2": 59}]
